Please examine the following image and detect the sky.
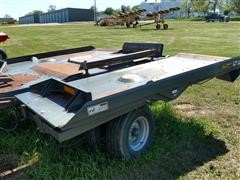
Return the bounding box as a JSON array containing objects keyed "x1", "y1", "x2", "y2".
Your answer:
[{"x1": 0, "y1": 0, "x2": 155, "y2": 19}]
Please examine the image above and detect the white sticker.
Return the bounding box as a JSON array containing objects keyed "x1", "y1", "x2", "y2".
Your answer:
[
  {"x1": 172, "y1": 89, "x2": 178, "y2": 96},
  {"x1": 87, "y1": 102, "x2": 109, "y2": 116},
  {"x1": 233, "y1": 60, "x2": 240, "y2": 67}
]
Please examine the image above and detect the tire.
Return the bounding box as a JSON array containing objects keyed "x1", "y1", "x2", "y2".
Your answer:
[
  {"x1": 106, "y1": 106, "x2": 154, "y2": 159},
  {"x1": 163, "y1": 24, "x2": 168, "y2": 30},
  {"x1": 85, "y1": 125, "x2": 106, "y2": 151},
  {"x1": 0, "y1": 49, "x2": 7, "y2": 60},
  {"x1": 156, "y1": 24, "x2": 161, "y2": 30}
]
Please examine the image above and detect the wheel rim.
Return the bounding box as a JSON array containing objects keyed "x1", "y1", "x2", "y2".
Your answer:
[{"x1": 128, "y1": 116, "x2": 149, "y2": 151}]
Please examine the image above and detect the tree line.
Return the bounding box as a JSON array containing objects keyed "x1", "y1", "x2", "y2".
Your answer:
[
  {"x1": 4, "y1": 1, "x2": 238, "y2": 19},
  {"x1": 99, "y1": 1, "x2": 239, "y2": 16},
  {"x1": 181, "y1": 0, "x2": 240, "y2": 17}
]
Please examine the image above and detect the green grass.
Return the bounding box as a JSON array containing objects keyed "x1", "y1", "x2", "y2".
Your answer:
[
  {"x1": 230, "y1": 16, "x2": 240, "y2": 21},
  {"x1": 0, "y1": 21, "x2": 240, "y2": 179}
]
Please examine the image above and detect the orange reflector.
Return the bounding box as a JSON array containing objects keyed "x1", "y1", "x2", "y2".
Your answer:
[{"x1": 64, "y1": 86, "x2": 76, "y2": 95}]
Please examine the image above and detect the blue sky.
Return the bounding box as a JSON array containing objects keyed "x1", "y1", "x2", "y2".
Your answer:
[{"x1": 0, "y1": 0, "x2": 150, "y2": 19}]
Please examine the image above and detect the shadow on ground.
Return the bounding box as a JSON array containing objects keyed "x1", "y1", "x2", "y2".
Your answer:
[
  {"x1": 110, "y1": 103, "x2": 228, "y2": 179},
  {"x1": 106, "y1": 26, "x2": 175, "y2": 31},
  {"x1": 0, "y1": 103, "x2": 228, "y2": 179}
]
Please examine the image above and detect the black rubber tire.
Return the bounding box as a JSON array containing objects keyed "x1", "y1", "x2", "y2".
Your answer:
[
  {"x1": 106, "y1": 106, "x2": 154, "y2": 159},
  {"x1": 163, "y1": 24, "x2": 168, "y2": 30},
  {"x1": 156, "y1": 24, "x2": 161, "y2": 30},
  {"x1": 0, "y1": 49, "x2": 7, "y2": 60},
  {"x1": 85, "y1": 125, "x2": 106, "y2": 151}
]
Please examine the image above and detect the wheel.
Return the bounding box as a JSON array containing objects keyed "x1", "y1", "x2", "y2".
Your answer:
[
  {"x1": 0, "y1": 49, "x2": 7, "y2": 60},
  {"x1": 163, "y1": 24, "x2": 168, "y2": 30},
  {"x1": 126, "y1": 22, "x2": 131, "y2": 28},
  {"x1": 106, "y1": 106, "x2": 154, "y2": 159},
  {"x1": 156, "y1": 24, "x2": 161, "y2": 30}
]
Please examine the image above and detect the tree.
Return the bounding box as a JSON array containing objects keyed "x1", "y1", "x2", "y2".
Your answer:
[
  {"x1": 25, "y1": 10, "x2": 44, "y2": 16},
  {"x1": 104, "y1": 7, "x2": 115, "y2": 15},
  {"x1": 48, "y1": 5, "x2": 56, "y2": 12},
  {"x1": 180, "y1": 0, "x2": 192, "y2": 17},
  {"x1": 121, "y1": 5, "x2": 131, "y2": 13},
  {"x1": 206, "y1": 0, "x2": 224, "y2": 13},
  {"x1": 230, "y1": 0, "x2": 240, "y2": 14},
  {"x1": 90, "y1": 5, "x2": 97, "y2": 12},
  {"x1": 219, "y1": 0, "x2": 231, "y2": 15},
  {"x1": 4, "y1": 14, "x2": 12, "y2": 18},
  {"x1": 132, "y1": 5, "x2": 140, "y2": 10},
  {"x1": 191, "y1": 0, "x2": 208, "y2": 14}
]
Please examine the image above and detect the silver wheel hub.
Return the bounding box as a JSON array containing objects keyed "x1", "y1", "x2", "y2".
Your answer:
[{"x1": 128, "y1": 116, "x2": 149, "y2": 151}]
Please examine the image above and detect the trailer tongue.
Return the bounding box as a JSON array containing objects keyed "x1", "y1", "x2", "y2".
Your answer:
[{"x1": 0, "y1": 42, "x2": 239, "y2": 159}]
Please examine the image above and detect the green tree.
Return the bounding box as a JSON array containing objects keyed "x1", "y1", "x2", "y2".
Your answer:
[
  {"x1": 191, "y1": 0, "x2": 208, "y2": 14},
  {"x1": 48, "y1": 5, "x2": 56, "y2": 12},
  {"x1": 121, "y1": 5, "x2": 131, "y2": 13},
  {"x1": 4, "y1": 14, "x2": 12, "y2": 18},
  {"x1": 132, "y1": 5, "x2": 140, "y2": 10},
  {"x1": 25, "y1": 10, "x2": 44, "y2": 16},
  {"x1": 104, "y1": 7, "x2": 115, "y2": 15},
  {"x1": 230, "y1": 0, "x2": 240, "y2": 14},
  {"x1": 207, "y1": 0, "x2": 224, "y2": 13},
  {"x1": 90, "y1": 5, "x2": 97, "y2": 12},
  {"x1": 180, "y1": 0, "x2": 192, "y2": 17}
]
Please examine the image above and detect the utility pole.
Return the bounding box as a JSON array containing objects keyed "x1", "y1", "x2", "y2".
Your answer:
[{"x1": 94, "y1": 0, "x2": 97, "y2": 23}]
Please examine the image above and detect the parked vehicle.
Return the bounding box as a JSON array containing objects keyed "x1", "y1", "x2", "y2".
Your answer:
[{"x1": 205, "y1": 13, "x2": 230, "y2": 22}]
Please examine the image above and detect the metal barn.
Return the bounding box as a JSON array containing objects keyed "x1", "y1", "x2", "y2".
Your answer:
[
  {"x1": 19, "y1": 14, "x2": 40, "y2": 24},
  {"x1": 39, "y1": 8, "x2": 94, "y2": 23}
]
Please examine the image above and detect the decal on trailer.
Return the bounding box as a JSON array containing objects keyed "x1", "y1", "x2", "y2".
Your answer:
[
  {"x1": 233, "y1": 60, "x2": 240, "y2": 67},
  {"x1": 87, "y1": 102, "x2": 109, "y2": 116}
]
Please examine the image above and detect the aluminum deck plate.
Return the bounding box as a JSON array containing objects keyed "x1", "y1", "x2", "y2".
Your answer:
[
  {"x1": 15, "y1": 53, "x2": 228, "y2": 128},
  {"x1": 68, "y1": 53, "x2": 226, "y2": 100}
]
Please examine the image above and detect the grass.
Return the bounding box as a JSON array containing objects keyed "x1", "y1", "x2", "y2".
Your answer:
[{"x1": 0, "y1": 21, "x2": 240, "y2": 179}]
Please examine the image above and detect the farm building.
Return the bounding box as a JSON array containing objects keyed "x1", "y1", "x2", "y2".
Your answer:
[
  {"x1": 39, "y1": 8, "x2": 94, "y2": 23},
  {"x1": 0, "y1": 18, "x2": 15, "y2": 24},
  {"x1": 19, "y1": 14, "x2": 40, "y2": 24},
  {"x1": 19, "y1": 8, "x2": 94, "y2": 24}
]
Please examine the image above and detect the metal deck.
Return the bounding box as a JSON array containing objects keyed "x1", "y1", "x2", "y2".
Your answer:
[
  {"x1": 68, "y1": 53, "x2": 226, "y2": 100},
  {"x1": 15, "y1": 53, "x2": 232, "y2": 128}
]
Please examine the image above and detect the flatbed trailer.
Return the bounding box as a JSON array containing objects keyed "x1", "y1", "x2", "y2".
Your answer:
[{"x1": 0, "y1": 42, "x2": 239, "y2": 158}]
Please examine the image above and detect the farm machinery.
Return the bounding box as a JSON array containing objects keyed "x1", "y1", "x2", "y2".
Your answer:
[
  {"x1": 98, "y1": 7, "x2": 180, "y2": 30},
  {"x1": 98, "y1": 9, "x2": 146, "y2": 27},
  {"x1": 0, "y1": 42, "x2": 239, "y2": 159},
  {"x1": 140, "y1": 7, "x2": 181, "y2": 30}
]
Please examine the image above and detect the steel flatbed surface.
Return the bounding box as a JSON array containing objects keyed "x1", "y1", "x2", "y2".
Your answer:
[
  {"x1": 0, "y1": 43, "x2": 239, "y2": 143},
  {"x1": 14, "y1": 53, "x2": 239, "y2": 142}
]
